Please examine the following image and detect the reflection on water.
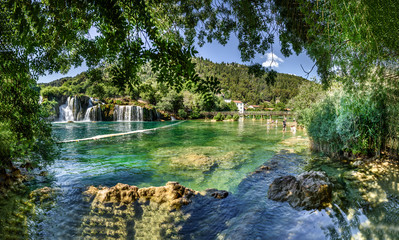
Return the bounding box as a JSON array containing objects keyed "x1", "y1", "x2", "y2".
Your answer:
[{"x1": 1, "y1": 120, "x2": 399, "y2": 239}]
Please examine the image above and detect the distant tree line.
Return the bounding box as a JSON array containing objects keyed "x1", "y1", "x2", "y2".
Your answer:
[{"x1": 40, "y1": 59, "x2": 314, "y2": 118}]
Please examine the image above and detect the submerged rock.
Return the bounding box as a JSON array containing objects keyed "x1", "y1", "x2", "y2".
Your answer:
[
  {"x1": 30, "y1": 186, "x2": 59, "y2": 203},
  {"x1": 268, "y1": 171, "x2": 332, "y2": 210},
  {"x1": 84, "y1": 181, "x2": 198, "y2": 209},
  {"x1": 204, "y1": 189, "x2": 229, "y2": 199},
  {"x1": 166, "y1": 147, "x2": 249, "y2": 171},
  {"x1": 170, "y1": 153, "x2": 216, "y2": 170},
  {"x1": 39, "y1": 171, "x2": 48, "y2": 176}
]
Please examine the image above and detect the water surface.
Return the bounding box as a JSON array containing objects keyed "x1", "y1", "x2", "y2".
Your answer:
[{"x1": 1, "y1": 120, "x2": 399, "y2": 239}]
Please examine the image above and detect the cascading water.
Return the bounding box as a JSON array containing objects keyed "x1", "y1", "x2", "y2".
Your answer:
[
  {"x1": 113, "y1": 105, "x2": 143, "y2": 121},
  {"x1": 84, "y1": 98, "x2": 102, "y2": 122},
  {"x1": 59, "y1": 96, "x2": 101, "y2": 122},
  {"x1": 58, "y1": 97, "x2": 150, "y2": 122},
  {"x1": 59, "y1": 96, "x2": 81, "y2": 121}
]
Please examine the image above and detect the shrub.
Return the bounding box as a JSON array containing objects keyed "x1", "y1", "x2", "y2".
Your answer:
[
  {"x1": 225, "y1": 115, "x2": 232, "y2": 120},
  {"x1": 228, "y1": 102, "x2": 238, "y2": 111},
  {"x1": 274, "y1": 102, "x2": 286, "y2": 111},
  {"x1": 178, "y1": 109, "x2": 188, "y2": 119},
  {"x1": 304, "y1": 85, "x2": 391, "y2": 157},
  {"x1": 213, "y1": 113, "x2": 224, "y2": 121},
  {"x1": 189, "y1": 108, "x2": 202, "y2": 119},
  {"x1": 233, "y1": 114, "x2": 240, "y2": 121},
  {"x1": 157, "y1": 90, "x2": 183, "y2": 113}
]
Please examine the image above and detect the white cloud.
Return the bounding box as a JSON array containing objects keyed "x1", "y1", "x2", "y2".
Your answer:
[{"x1": 261, "y1": 52, "x2": 284, "y2": 68}]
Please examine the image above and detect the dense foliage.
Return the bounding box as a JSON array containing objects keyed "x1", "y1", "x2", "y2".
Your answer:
[
  {"x1": 288, "y1": 81, "x2": 324, "y2": 124},
  {"x1": 41, "y1": 58, "x2": 317, "y2": 118},
  {"x1": 275, "y1": 0, "x2": 399, "y2": 157},
  {"x1": 0, "y1": 0, "x2": 202, "y2": 172},
  {"x1": 299, "y1": 80, "x2": 399, "y2": 158},
  {"x1": 195, "y1": 58, "x2": 311, "y2": 104},
  {"x1": 40, "y1": 58, "x2": 312, "y2": 116},
  {"x1": 0, "y1": 63, "x2": 57, "y2": 171}
]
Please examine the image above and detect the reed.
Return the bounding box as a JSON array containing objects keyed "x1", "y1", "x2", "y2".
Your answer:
[{"x1": 304, "y1": 84, "x2": 399, "y2": 158}]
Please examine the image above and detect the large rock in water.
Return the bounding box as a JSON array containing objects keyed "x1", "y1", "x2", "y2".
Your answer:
[
  {"x1": 84, "y1": 181, "x2": 198, "y2": 209},
  {"x1": 267, "y1": 171, "x2": 332, "y2": 210}
]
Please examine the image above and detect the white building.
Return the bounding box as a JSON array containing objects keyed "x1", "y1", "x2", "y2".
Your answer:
[{"x1": 233, "y1": 100, "x2": 244, "y2": 114}]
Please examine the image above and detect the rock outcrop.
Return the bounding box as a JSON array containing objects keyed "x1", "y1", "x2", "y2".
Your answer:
[
  {"x1": 84, "y1": 181, "x2": 198, "y2": 209},
  {"x1": 267, "y1": 171, "x2": 332, "y2": 210},
  {"x1": 204, "y1": 189, "x2": 229, "y2": 199}
]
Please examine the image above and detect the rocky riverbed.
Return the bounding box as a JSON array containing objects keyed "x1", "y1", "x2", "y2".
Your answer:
[{"x1": 1, "y1": 150, "x2": 399, "y2": 239}]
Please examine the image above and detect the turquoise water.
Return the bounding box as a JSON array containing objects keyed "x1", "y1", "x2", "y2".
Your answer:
[
  {"x1": 2, "y1": 119, "x2": 399, "y2": 239},
  {"x1": 51, "y1": 120, "x2": 308, "y2": 192}
]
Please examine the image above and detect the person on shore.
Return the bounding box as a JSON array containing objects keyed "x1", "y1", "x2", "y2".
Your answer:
[{"x1": 283, "y1": 117, "x2": 286, "y2": 131}]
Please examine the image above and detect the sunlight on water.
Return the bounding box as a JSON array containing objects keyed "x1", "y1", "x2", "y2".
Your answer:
[{"x1": 52, "y1": 120, "x2": 308, "y2": 192}]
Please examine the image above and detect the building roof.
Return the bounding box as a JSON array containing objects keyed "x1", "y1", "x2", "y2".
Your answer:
[{"x1": 233, "y1": 100, "x2": 243, "y2": 103}]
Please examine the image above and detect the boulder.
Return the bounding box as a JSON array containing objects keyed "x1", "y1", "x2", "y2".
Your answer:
[
  {"x1": 204, "y1": 189, "x2": 229, "y2": 199},
  {"x1": 268, "y1": 171, "x2": 332, "y2": 210},
  {"x1": 30, "y1": 186, "x2": 59, "y2": 202},
  {"x1": 84, "y1": 181, "x2": 198, "y2": 209}
]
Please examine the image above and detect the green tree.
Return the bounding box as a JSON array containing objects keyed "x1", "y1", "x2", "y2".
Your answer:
[
  {"x1": 156, "y1": 90, "x2": 183, "y2": 113},
  {"x1": 288, "y1": 80, "x2": 324, "y2": 124},
  {"x1": 0, "y1": 66, "x2": 57, "y2": 171}
]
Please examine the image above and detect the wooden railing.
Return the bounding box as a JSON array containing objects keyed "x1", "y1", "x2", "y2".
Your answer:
[{"x1": 201, "y1": 111, "x2": 295, "y2": 117}]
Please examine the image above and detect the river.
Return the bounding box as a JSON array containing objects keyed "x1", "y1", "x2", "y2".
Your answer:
[{"x1": 0, "y1": 119, "x2": 398, "y2": 239}]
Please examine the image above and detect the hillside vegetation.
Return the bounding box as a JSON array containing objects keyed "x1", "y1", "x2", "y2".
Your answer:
[
  {"x1": 40, "y1": 58, "x2": 316, "y2": 116},
  {"x1": 195, "y1": 58, "x2": 312, "y2": 104}
]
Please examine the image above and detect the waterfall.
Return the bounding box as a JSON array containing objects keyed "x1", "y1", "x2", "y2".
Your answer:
[
  {"x1": 59, "y1": 96, "x2": 101, "y2": 122},
  {"x1": 84, "y1": 98, "x2": 102, "y2": 121},
  {"x1": 113, "y1": 105, "x2": 143, "y2": 121},
  {"x1": 84, "y1": 105, "x2": 102, "y2": 121},
  {"x1": 59, "y1": 96, "x2": 81, "y2": 121},
  {"x1": 58, "y1": 97, "x2": 148, "y2": 122}
]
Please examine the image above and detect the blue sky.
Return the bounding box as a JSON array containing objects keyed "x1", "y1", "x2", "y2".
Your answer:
[{"x1": 37, "y1": 35, "x2": 318, "y2": 83}]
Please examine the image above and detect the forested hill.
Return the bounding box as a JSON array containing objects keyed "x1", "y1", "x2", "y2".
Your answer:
[
  {"x1": 195, "y1": 57, "x2": 312, "y2": 104},
  {"x1": 40, "y1": 58, "x2": 316, "y2": 107}
]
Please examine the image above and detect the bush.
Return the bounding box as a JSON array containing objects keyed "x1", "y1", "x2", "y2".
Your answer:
[
  {"x1": 225, "y1": 115, "x2": 232, "y2": 120},
  {"x1": 274, "y1": 102, "x2": 286, "y2": 111},
  {"x1": 213, "y1": 113, "x2": 224, "y2": 121},
  {"x1": 228, "y1": 102, "x2": 238, "y2": 111},
  {"x1": 156, "y1": 90, "x2": 183, "y2": 113},
  {"x1": 178, "y1": 109, "x2": 188, "y2": 119},
  {"x1": 189, "y1": 108, "x2": 202, "y2": 119},
  {"x1": 304, "y1": 85, "x2": 391, "y2": 157},
  {"x1": 233, "y1": 114, "x2": 240, "y2": 121}
]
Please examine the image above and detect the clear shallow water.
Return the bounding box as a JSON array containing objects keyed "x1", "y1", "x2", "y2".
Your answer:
[
  {"x1": 51, "y1": 119, "x2": 309, "y2": 192},
  {"x1": 1, "y1": 120, "x2": 399, "y2": 239},
  {"x1": 51, "y1": 121, "x2": 177, "y2": 142}
]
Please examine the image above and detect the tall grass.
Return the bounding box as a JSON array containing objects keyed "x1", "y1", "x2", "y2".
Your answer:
[{"x1": 303, "y1": 82, "x2": 399, "y2": 158}]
